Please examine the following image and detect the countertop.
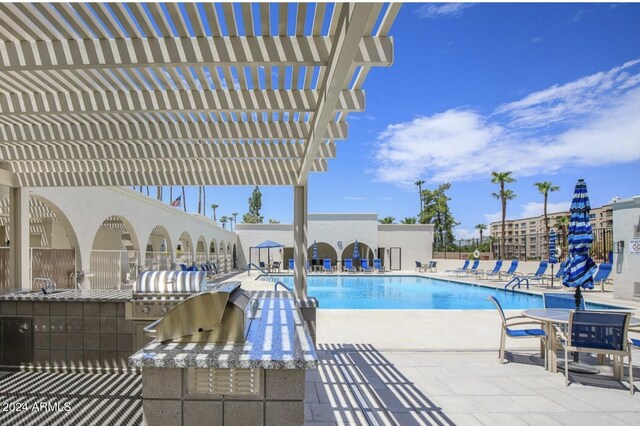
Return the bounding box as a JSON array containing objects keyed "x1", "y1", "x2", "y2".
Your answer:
[
  {"x1": 129, "y1": 290, "x2": 318, "y2": 370},
  {"x1": 0, "y1": 289, "x2": 133, "y2": 302}
]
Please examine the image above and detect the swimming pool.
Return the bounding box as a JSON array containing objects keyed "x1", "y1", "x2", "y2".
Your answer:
[{"x1": 274, "y1": 275, "x2": 618, "y2": 310}]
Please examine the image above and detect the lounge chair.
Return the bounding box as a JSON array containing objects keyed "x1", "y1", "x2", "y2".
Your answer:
[
  {"x1": 344, "y1": 258, "x2": 356, "y2": 273},
  {"x1": 445, "y1": 259, "x2": 469, "y2": 275},
  {"x1": 543, "y1": 293, "x2": 585, "y2": 310},
  {"x1": 592, "y1": 263, "x2": 612, "y2": 292},
  {"x1": 477, "y1": 259, "x2": 503, "y2": 280},
  {"x1": 322, "y1": 258, "x2": 333, "y2": 273},
  {"x1": 361, "y1": 259, "x2": 373, "y2": 273},
  {"x1": 497, "y1": 260, "x2": 519, "y2": 280},
  {"x1": 542, "y1": 261, "x2": 565, "y2": 286},
  {"x1": 556, "y1": 311, "x2": 634, "y2": 394},
  {"x1": 373, "y1": 258, "x2": 386, "y2": 273},
  {"x1": 288, "y1": 258, "x2": 294, "y2": 271},
  {"x1": 516, "y1": 261, "x2": 549, "y2": 287},
  {"x1": 487, "y1": 296, "x2": 547, "y2": 366},
  {"x1": 460, "y1": 259, "x2": 480, "y2": 276}
]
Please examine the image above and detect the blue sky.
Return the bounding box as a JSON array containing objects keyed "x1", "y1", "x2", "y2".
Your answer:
[{"x1": 166, "y1": 3, "x2": 640, "y2": 238}]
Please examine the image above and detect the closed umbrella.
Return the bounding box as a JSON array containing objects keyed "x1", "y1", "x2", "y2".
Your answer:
[
  {"x1": 562, "y1": 179, "x2": 597, "y2": 309},
  {"x1": 548, "y1": 229, "x2": 558, "y2": 288},
  {"x1": 353, "y1": 240, "x2": 360, "y2": 266},
  {"x1": 312, "y1": 240, "x2": 318, "y2": 266}
]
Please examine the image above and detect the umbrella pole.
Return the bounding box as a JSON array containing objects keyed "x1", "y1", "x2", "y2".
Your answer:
[{"x1": 550, "y1": 264, "x2": 554, "y2": 288}]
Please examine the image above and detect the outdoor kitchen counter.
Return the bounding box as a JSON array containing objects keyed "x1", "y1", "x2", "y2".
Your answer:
[
  {"x1": 129, "y1": 290, "x2": 318, "y2": 369},
  {"x1": 0, "y1": 289, "x2": 133, "y2": 302}
]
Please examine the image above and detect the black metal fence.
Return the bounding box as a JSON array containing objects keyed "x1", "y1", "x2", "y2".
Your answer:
[{"x1": 434, "y1": 228, "x2": 613, "y2": 262}]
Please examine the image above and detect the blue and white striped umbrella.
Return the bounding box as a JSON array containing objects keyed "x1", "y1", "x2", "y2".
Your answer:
[
  {"x1": 548, "y1": 229, "x2": 558, "y2": 265},
  {"x1": 353, "y1": 240, "x2": 360, "y2": 260},
  {"x1": 312, "y1": 240, "x2": 318, "y2": 260},
  {"x1": 563, "y1": 179, "x2": 597, "y2": 290}
]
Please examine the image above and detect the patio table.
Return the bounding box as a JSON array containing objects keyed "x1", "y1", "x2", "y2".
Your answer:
[{"x1": 523, "y1": 308, "x2": 640, "y2": 375}]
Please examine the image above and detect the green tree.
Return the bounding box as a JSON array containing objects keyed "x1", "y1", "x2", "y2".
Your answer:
[
  {"x1": 420, "y1": 183, "x2": 459, "y2": 250},
  {"x1": 555, "y1": 215, "x2": 570, "y2": 256},
  {"x1": 268, "y1": 219, "x2": 281, "y2": 224},
  {"x1": 415, "y1": 180, "x2": 425, "y2": 213},
  {"x1": 242, "y1": 186, "x2": 264, "y2": 223},
  {"x1": 379, "y1": 216, "x2": 396, "y2": 224},
  {"x1": 475, "y1": 224, "x2": 487, "y2": 245},
  {"x1": 220, "y1": 216, "x2": 229, "y2": 229},
  {"x1": 534, "y1": 181, "x2": 560, "y2": 248},
  {"x1": 211, "y1": 203, "x2": 219, "y2": 221},
  {"x1": 491, "y1": 171, "x2": 516, "y2": 258},
  {"x1": 401, "y1": 217, "x2": 417, "y2": 224}
]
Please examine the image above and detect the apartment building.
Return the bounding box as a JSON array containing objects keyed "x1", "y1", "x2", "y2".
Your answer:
[{"x1": 489, "y1": 204, "x2": 613, "y2": 259}]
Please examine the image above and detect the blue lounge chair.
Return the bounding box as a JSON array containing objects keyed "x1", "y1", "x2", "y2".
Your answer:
[
  {"x1": 478, "y1": 259, "x2": 503, "y2": 280},
  {"x1": 592, "y1": 263, "x2": 612, "y2": 292},
  {"x1": 497, "y1": 260, "x2": 519, "y2": 280},
  {"x1": 288, "y1": 259, "x2": 294, "y2": 271},
  {"x1": 361, "y1": 259, "x2": 373, "y2": 273},
  {"x1": 556, "y1": 311, "x2": 634, "y2": 394},
  {"x1": 445, "y1": 259, "x2": 469, "y2": 275},
  {"x1": 373, "y1": 258, "x2": 386, "y2": 273},
  {"x1": 460, "y1": 259, "x2": 480, "y2": 276},
  {"x1": 517, "y1": 261, "x2": 549, "y2": 287},
  {"x1": 487, "y1": 296, "x2": 547, "y2": 366},
  {"x1": 323, "y1": 258, "x2": 333, "y2": 273},
  {"x1": 344, "y1": 258, "x2": 356, "y2": 273},
  {"x1": 542, "y1": 261, "x2": 566, "y2": 285},
  {"x1": 543, "y1": 293, "x2": 585, "y2": 310}
]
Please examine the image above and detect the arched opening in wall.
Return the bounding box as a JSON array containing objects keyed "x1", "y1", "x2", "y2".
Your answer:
[
  {"x1": 1, "y1": 194, "x2": 80, "y2": 290},
  {"x1": 342, "y1": 241, "x2": 375, "y2": 268},
  {"x1": 90, "y1": 215, "x2": 140, "y2": 290},
  {"x1": 227, "y1": 243, "x2": 233, "y2": 271},
  {"x1": 232, "y1": 244, "x2": 237, "y2": 269},
  {"x1": 176, "y1": 231, "x2": 193, "y2": 265},
  {"x1": 219, "y1": 241, "x2": 227, "y2": 272},
  {"x1": 209, "y1": 238, "x2": 217, "y2": 267},
  {"x1": 195, "y1": 236, "x2": 207, "y2": 263},
  {"x1": 307, "y1": 242, "x2": 338, "y2": 269},
  {"x1": 145, "y1": 225, "x2": 172, "y2": 271}
]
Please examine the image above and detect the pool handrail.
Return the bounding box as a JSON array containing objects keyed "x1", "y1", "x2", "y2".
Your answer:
[
  {"x1": 274, "y1": 280, "x2": 293, "y2": 292},
  {"x1": 247, "y1": 262, "x2": 270, "y2": 277}
]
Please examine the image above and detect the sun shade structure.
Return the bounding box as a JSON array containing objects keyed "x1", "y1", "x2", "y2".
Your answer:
[{"x1": 0, "y1": 2, "x2": 399, "y2": 187}]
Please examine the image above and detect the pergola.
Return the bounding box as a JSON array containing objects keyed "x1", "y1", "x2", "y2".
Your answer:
[{"x1": 0, "y1": 2, "x2": 399, "y2": 295}]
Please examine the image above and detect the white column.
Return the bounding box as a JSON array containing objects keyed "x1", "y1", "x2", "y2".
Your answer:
[
  {"x1": 293, "y1": 184, "x2": 308, "y2": 298},
  {"x1": 9, "y1": 188, "x2": 30, "y2": 291}
]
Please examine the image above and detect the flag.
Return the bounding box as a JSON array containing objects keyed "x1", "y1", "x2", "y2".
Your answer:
[{"x1": 170, "y1": 196, "x2": 181, "y2": 207}]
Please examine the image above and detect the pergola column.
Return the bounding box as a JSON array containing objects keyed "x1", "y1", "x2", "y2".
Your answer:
[
  {"x1": 293, "y1": 184, "x2": 308, "y2": 298},
  {"x1": 9, "y1": 187, "x2": 30, "y2": 290}
]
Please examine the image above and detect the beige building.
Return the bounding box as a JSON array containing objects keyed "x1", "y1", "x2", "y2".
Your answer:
[{"x1": 489, "y1": 204, "x2": 613, "y2": 260}]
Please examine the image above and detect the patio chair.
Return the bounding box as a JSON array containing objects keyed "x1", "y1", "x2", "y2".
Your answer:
[
  {"x1": 445, "y1": 259, "x2": 469, "y2": 275},
  {"x1": 516, "y1": 261, "x2": 549, "y2": 287},
  {"x1": 592, "y1": 263, "x2": 612, "y2": 292},
  {"x1": 361, "y1": 259, "x2": 374, "y2": 273},
  {"x1": 487, "y1": 296, "x2": 547, "y2": 366},
  {"x1": 425, "y1": 260, "x2": 438, "y2": 272},
  {"x1": 497, "y1": 260, "x2": 519, "y2": 280},
  {"x1": 344, "y1": 258, "x2": 356, "y2": 273},
  {"x1": 460, "y1": 259, "x2": 480, "y2": 276},
  {"x1": 323, "y1": 258, "x2": 333, "y2": 273},
  {"x1": 373, "y1": 258, "x2": 386, "y2": 273},
  {"x1": 477, "y1": 259, "x2": 503, "y2": 280},
  {"x1": 415, "y1": 261, "x2": 426, "y2": 272},
  {"x1": 271, "y1": 261, "x2": 281, "y2": 273},
  {"x1": 555, "y1": 311, "x2": 634, "y2": 394},
  {"x1": 543, "y1": 293, "x2": 585, "y2": 310},
  {"x1": 288, "y1": 258, "x2": 294, "y2": 271}
]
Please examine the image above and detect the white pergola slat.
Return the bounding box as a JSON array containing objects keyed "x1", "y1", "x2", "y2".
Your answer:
[{"x1": 0, "y1": 2, "x2": 398, "y2": 187}]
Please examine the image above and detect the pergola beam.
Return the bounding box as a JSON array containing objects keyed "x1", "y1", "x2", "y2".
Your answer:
[
  {"x1": 0, "y1": 89, "x2": 365, "y2": 115},
  {"x1": 0, "y1": 36, "x2": 392, "y2": 70},
  {"x1": 0, "y1": 139, "x2": 337, "y2": 161},
  {"x1": 0, "y1": 120, "x2": 347, "y2": 142}
]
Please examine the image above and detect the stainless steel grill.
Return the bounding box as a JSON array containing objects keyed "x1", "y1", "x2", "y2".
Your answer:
[{"x1": 143, "y1": 282, "x2": 251, "y2": 344}]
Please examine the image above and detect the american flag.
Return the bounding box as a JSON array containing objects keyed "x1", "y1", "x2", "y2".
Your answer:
[{"x1": 170, "y1": 196, "x2": 181, "y2": 207}]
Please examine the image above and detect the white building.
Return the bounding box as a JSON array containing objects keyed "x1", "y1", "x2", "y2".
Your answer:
[{"x1": 612, "y1": 196, "x2": 640, "y2": 301}]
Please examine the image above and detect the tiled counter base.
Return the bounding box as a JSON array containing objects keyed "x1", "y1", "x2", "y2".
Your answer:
[
  {"x1": 0, "y1": 290, "x2": 134, "y2": 370},
  {"x1": 142, "y1": 367, "x2": 305, "y2": 426}
]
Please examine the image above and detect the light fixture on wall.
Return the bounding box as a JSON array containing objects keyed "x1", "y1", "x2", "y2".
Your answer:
[{"x1": 337, "y1": 241, "x2": 343, "y2": 249}]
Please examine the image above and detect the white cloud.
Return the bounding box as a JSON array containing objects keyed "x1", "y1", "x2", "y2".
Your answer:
[
  {"x1": 531, "y1": 37, "x2": 543, "y2": 43},
  {"x1": 484, "y1": 211, "x2": 503, "y2": 225},
  {"x1": 373, "y1": 59, "x2": 640, "y2": 185},
  {"x1": 417, "y1": 3, "x2": 473, "y2": 19},
  {"x1": 454, "y1": 228, "x2": 477, "y2": 239},
  {"x1": 519, "y1": 202, "x2": 570, "y2": 219},
  {"x1": 342, "y1": 196, "x2": 366, "y2": 201}
]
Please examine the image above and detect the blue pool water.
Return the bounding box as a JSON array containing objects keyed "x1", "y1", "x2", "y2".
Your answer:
[{"x1": 274, "y1": 275, "x2": 618, "y2": 310}]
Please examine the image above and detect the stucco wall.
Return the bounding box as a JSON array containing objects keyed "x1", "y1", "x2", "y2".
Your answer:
[
  {"x1": 612, "y1": 196, "x2": 640, "y2": 300},
  {"x1": 378, "y1": 224, "x2": 434, "y2": 271}
]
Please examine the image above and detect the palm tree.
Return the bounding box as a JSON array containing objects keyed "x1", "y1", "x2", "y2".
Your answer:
[
  {"x1": 197, "y1": 186, "x2": 202, "y2": 215},
  {"x1": 202, "y1": 187, "x2": 206, "y2": 217},
  {"x1": 401, "y1": 217, "x2": 417, "y2": 224},
  {"x1": 232, "y1": 212, "x2": 238, "y2": 230},
  {"x1": 491, "y1": 171, "x2": 516, "y2": 258},
  {"x1": 181, "y1": 186, "x2": 187, "y2": 212},
  {"x1": 156, "y1": 186, "x2": 162, "y2": 201},
  {"x1": 475, "y1": 224, "x2": 487, "y2": 245},
  {"x1": 534, "y1": 181, "x2": 560, "y2": 246},
  {"x1": 211, "y1": 204, "x2": 219, "y2": 221},
  {"x1": 379, "y1": 216, "x2": 396, "y2": 224},
  {"x1": 415, "y1": 180, "x2": 425, "y2": 213},
  {"x1": 220, "y1": 216, "x2": 229, "y2": 229},
  {"x1": 555, "y1": 215, "x2": 570, "y2": 256}
]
